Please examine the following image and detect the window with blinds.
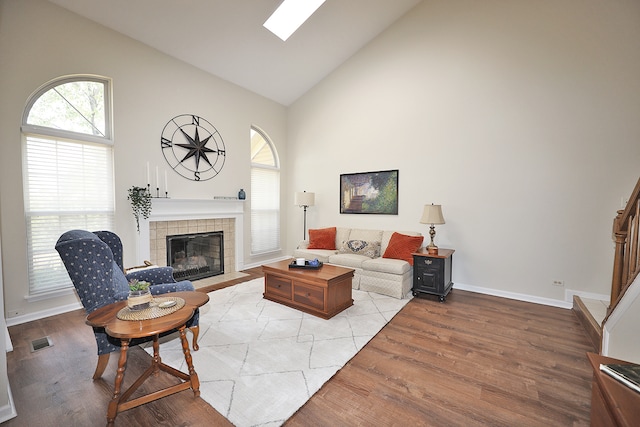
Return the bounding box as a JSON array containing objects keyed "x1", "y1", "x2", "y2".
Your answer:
[
  {"x1": 250, "y1": 127, "x2": 280, "y2": 254},
  {"x1": 22, "y1": 76, "x2": 114, "y2": 296}
]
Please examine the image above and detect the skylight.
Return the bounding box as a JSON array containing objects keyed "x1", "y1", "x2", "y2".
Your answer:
[{"x1": 263, "y1": 0, "x2": 326, "y2": 41}]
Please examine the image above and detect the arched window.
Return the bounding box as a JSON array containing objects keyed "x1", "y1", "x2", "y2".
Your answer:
[
  {"x1": 22, "y1": 76, "x2": 114, "y2": 296},
  {"x1": 250, "y1": 126, "x2": 280, "y2": 254}
]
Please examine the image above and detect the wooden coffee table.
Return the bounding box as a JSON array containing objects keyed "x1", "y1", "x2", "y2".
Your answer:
[
  {"x1": 86, "y1": 291, "x2": 209, "y2": 427},
  {"x1": 262, "y1": 259, "x2": 354, "y2": 319}
]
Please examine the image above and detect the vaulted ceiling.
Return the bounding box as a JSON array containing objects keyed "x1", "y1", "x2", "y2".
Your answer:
[{"x1": 48, "y1": 0, "x2": 422, "y2": 106}]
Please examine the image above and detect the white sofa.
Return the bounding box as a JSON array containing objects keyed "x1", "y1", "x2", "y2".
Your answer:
[{"x1": 293, "y1": 227, "x2": 422, "y2": 299}]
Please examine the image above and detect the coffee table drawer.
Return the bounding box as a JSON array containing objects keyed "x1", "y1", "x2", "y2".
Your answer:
[
  {"x1": 265, "y1": 276, "x2": 292, "y2": 299},
  {"x1": 293, "y1": 283, "x2": 324, "y2": 310}
]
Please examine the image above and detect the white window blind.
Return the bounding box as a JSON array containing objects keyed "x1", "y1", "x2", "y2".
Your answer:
[
  {"x1": 250, "y1": 126, "x2": 280, "y2": 255},
  {"x1": 24, "y1": 135, "x2": 114, "y2": 294},
  {"x1": 250, "y1": 167, "x2": 280, "y2": 254},
  {"x1": 22, "y1": 76, "x2": 113, "y2": 296}
]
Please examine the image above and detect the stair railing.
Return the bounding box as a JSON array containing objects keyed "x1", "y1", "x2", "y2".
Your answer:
[{"x1": 606, "y1": 177, "x2": 640, "y2": 323}]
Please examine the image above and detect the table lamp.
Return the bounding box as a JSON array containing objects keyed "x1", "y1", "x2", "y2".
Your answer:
[{"x1": 420, "y1": 203, "x2": 445, "y2": 255}]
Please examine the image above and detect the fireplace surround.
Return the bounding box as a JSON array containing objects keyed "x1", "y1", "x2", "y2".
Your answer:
[{"x1": 136, "y1": 198, "x2": 244, "y2": 274}]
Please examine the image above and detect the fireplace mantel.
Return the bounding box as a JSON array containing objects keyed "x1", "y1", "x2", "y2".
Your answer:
[{"x1": 136, "y1": 198, "x2": 244, "y2": 271}]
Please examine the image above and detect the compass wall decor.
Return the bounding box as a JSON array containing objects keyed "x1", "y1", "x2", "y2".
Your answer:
[{"x1": 160, "y1": 114, "x2": 226, "y2": 181}]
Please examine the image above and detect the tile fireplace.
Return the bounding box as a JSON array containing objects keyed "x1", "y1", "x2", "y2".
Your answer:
[{"x1": 137, "y1": 198, "x2": 244, "y2": 274}]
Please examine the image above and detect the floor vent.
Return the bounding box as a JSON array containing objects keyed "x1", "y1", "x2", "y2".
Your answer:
[{"x1": 29, "y1": 336, "x2": 53, "y2": 352}]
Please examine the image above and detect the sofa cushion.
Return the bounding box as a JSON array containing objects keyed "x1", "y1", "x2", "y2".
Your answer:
[
  {"x1": 338, "y1": 240, "x2": 381, "y2": 258},
  {"x1": 362, "y1": 257, "x2": 412, "y2": 275},
  {"x1": 328, "y1": 253, "x2": 369, "y2": 269},
  {"x1": 335, "y1": 227, "x2": 352, "y2": 248},
  {"x1": 293, "y1": 248, "x2": 336, "y2": 263},
  {"x1": 308, "y1": 227, "x2": 337, "y2": 249},
  {"x1": 382, "y1": 232, "x2": 424, "y2": 265},
  {"x1": 348, "y1": 228, "x2": 383, "y2": 243},
  {"x1": 381, "y1": 230, "x2": 421, "y2": 253}
]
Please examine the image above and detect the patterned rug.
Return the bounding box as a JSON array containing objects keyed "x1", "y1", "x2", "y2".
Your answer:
[{"x1": 143, "y1": 277, "x2": 411, "y2": 426}]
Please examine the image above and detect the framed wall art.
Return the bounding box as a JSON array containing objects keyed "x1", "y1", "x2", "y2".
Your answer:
[{"x1": 340, "y1": 169, "x2": 398, "y2": 214}]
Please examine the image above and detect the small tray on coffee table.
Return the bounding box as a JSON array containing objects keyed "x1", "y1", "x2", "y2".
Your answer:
[{"x1": 289, "y1": 260, "x2": 323, "y2": 269}]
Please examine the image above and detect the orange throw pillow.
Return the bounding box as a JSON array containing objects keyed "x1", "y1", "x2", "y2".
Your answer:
[
  {"x1": 382, "y1": 232, "x2": 424, "y2": 265},
  {"x1": 308, "y1": 227, "x2": 337, "y2": 250}
]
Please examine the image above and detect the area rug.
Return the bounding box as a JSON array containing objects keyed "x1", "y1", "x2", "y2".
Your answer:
[{"x1": 143, "y1": 278, "x2": 411, "y2": 426}]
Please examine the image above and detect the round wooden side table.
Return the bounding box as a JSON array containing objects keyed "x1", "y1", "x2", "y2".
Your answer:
[{"x1": 86, "y1": 291, "x2": 209, "y2": 427}]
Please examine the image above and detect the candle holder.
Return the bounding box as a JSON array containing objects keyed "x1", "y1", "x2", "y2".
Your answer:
[
  {"x1": 146, "y1": 184, "x2": 169, "y2": 198},
  {"x1": 149, "y1": 191, "x2": 169, "y2": 199}
]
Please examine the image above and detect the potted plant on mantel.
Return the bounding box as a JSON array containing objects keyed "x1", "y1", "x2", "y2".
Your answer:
[
  {"x1": 127, "y1": 186, "x2": 152, "y2": 232},
  {"x1": 127, "y1": 279, "x2": 151, "y2": 310}
]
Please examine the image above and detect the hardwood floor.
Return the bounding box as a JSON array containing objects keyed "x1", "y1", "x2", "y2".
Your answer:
[
  {"x1": 287, "y1": 290, "x2": 596, "y2": 427},
  {"x1": 5, "y1": 268, "x2": 596, "y2": 426}
]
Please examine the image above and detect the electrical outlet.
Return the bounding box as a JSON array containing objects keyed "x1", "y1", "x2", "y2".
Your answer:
[
  {"x1": 7, "y1": 309, "x2": 23, "y2": 317},
  {"x1": 552, "y1": 280, "x2": 564, "y2": 287}
]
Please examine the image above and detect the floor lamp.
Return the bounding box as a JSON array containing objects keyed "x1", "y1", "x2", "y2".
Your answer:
[{"x1": 294, "y1": 191, "x2": 315, "y2": 240}]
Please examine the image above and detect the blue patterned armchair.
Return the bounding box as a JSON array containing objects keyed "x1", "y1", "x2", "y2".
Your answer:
[{"x1": 55, "y1": 229, "x2": 200, "y2": 379}]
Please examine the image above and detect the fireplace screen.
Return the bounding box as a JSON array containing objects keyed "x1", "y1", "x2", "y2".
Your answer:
[{"x1": 167, "y1": 231, "x2": 224, "y2": 281}]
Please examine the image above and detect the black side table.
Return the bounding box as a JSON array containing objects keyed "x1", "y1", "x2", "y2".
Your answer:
[{"x1": 412, "y1": 248, "x2": 454, "y2": 302}]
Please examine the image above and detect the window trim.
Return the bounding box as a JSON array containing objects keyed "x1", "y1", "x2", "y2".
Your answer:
[
  {"x1": 21, "y1": 75, "x2": 115, "y2": 298},
  {"x1": 21, "y1": 74, "x2": 113, "y2": 144},
  {"x1": 251, "y1": 125, "x2": 280, "y2": 168},
  {"x1": 250, "y1": 125, "x2": 281, "y2": 255}
]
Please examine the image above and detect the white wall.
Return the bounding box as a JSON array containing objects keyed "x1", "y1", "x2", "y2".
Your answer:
[
  {"x1": 0, "y1": 0, "x2": 287, "y2": 321},
  {"x1": 286, "y1": 0, "x2": 640, "y2": 302}
]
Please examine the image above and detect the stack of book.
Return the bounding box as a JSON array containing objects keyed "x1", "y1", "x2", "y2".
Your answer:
[{"x1": 600, "y1": 363, "x2": 640, "y2": 393}]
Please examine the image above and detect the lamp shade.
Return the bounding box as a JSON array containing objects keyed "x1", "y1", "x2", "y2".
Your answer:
[
  {"x1": 420, "y1": 204, "x2": 445, "y2": 225},
  {"x1": 294, "y1": 191, "x2": 315, "y2": 207}
]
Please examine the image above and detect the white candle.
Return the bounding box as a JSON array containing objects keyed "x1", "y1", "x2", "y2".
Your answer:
[
  {"x1": 164, "y1": 171, "x2": 168, "y2": 194},
  {"x1": 146, "y1": 162, "x2": 150, "y2": 186},
  {"x1": 156, "y1": 166, "x2": 159, "y2": 189}
]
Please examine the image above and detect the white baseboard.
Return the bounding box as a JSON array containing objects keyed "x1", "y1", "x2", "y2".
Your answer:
[
  {"x1": 0, "y1": 384, "x2": 17, "y2": 423},
  {"x1": 454, "y1": 282, "x2": 573, "y2": 309},
  {"x1": 564, "y1": 289, "x2": 609, "y2": 303},
  {"x1": 5, "y1": 302, "x2": 82, "y2": 327}
]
